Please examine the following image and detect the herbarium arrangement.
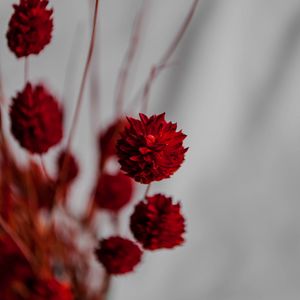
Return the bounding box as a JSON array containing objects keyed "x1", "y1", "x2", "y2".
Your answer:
[{"x1": 0, "y1": 0, "x2": 198, "y2": 299}]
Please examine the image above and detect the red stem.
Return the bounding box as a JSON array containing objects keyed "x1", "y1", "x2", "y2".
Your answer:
[
  {"x1": 40, "y1": 156, "x2": 51, "y2": 181},
  {"x1": 144, "y1": 183, "x2": 151, "y2": 198},
  {"x1": 66, "y1": 0, "x2": 100, "y2": 152},
  {"x1": 88, "y1": 0, "x2": 102, "y2": 134},
  {"x1": 114, "y1": 1, "x2": 147, "y2": 117},
  {"x1": 159, "y1": 0, "x2": 199, "y2": 67},
  {"x1": 56, "y1": 0, "x2": 100, "y2": 201},
  {"x1": 133, "y1": 0, "x2": 200, "y2": 113},
  {"x1": 24, "y1": 57, "x2": 29, "y2": 84}
]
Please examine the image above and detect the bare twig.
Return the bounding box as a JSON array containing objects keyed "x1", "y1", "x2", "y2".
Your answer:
[
  {"x1": 88, "y1": 0, "x2": 102, "y2": 134},
  {"x1": 40, "y1": 156, "x2": 51, "y2": 181},
  {"x1": 62, "y1": 23, "x2": 84, "y2": 105},
  {"x1": 65, "y1": 0, "x2": 100, "y2": 151},
  {"x1": 144, "y1": 183, "x2": 151, "y2": 198},
  {"x1": 24, "y1": 57, "x2": 29, "y2": 84},
  {"x1": 114, "y1": 0, "x2": 148, "y2": 117},
  {"x1": 55, "y1": 0, "x2": 100, "y2": 203},
  {"x1": 130, "y1": 0, "x2": 200, "y2": 113}
]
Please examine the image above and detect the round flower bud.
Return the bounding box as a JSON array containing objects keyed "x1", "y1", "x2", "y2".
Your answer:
[
  {"x1": 57, "y1": 151, "x2": 79, "y2": 185},
  {"x1": 94, "y1": 171, "x2": 133, "y2": 212},
  {"x1": 7, "y1": 0, "x2": 53, "y2": 58},
  {"x1": 95, "y1": 236, "x2": 142, "y2": 275},
  {"x1": 116, "y1": 113, "x2": 187, "y2": 184},
  {"x1": 10, "y1": 83, "x2": 63, "y2": 154},
  {"x1": 130, "y1": 194, "x2": 185, "y2": 250}
]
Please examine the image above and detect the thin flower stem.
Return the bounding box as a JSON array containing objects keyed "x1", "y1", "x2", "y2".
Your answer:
[
  {"x1": 130, "y1": 0, "x2": 200, "y2": 113},
  {"x1": 24, "y1": 157, "x2": 41, "y2": 225},
  {"x1": 55, "y1": 0, "x2": 100, "y2": 203},
  {"x1": 83, "y1": 196, "x2": 97, "y2": 225},
  {"x1": 111, "y1": 213, "x2": 120, "y2": 234},
  {"x1": 24, "y1": 57, "x2": 29, "y2": 84},
  {"x1": 159, "y1": 0, "x2": 199, "y2": 68},
  {"x1": 114, "y1": 0, "x2": 148, "y2": 117},
  {"x1": 62, "y1": 23, "x2": 83, "y2": 106},
  {"x1": 65, "y1": 0, "x2": 100, "y2": 152},
  {"x1": 82, "y1": 162, "x2": 106, "y2": 226},
  {"x1": 88, "y1": 0, "x2": 101, "y2": 134},
  {"x1": 40, "y1": 156, "x2": 51, "y2": 181},
  {"x1": 144, "y1": 183, "x2": 151, "y2": 198}
]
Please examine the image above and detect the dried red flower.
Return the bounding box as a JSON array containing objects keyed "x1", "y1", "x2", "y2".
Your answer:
[
  {"x1": 116, "y1": 113, "x2": 187, "y2": 184},
  {"x1": 57, "y1": 151, "x2": 79, "y2": 185},
  {"x1": 95, "y1": 236, "x2": 142, "y2": 275},
  {"x1": 99, "y1": 118, "x2": 126, "y2": 168},
  {"x1": 94, "y1": 171, "x2": 133, "y2": 212},
  {"x1": 130, "y1": 194, "x2": 185, "y2": 250},
  {"x1": 32, "y1": 278, "x2": 73, "y2": 300},
  {"x1": 7, "y1": 0, "x2": 53, "y2": 58},
  {"x1": 10, "y1": 83, "x2": 63, "y2": 154}
]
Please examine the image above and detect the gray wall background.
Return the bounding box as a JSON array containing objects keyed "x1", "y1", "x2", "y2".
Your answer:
[{"x1": 1, "y1": 0, "x2": 300, "y2": 299}]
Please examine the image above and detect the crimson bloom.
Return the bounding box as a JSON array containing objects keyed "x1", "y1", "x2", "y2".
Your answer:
[
  {"x1": 116, "y1": 113, "x2": 187, "y2": 184},
  {"x1": 94, "y1": 171, "x2": 133, "y2": 212},
  {"x1": 57, "y1": 151, "x2": 79, "y2": 185},
  {"x1": 7, "y1": 0, "x2": 53, "y2": 58},
  {"x1": 95, "y1": 236, "x2": 142, "y2": 275},
  {"x1": 10, "y1": 83, "x2": 63, "y2": 154},
  {"x1": 130, "y1": 194, "x2": 185, "y2": 250}
]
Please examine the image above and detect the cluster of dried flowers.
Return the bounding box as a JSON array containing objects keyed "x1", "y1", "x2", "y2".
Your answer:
[{"x1": 0, "y1": 0, "x2": 198, "y2": 299}]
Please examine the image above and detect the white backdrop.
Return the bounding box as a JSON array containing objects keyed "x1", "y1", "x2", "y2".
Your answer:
[{"x1": 1, "y1": 1, "x2": 300, "y2": 300}]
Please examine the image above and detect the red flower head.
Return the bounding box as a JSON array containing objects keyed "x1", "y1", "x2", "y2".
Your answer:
[
  {"x1": 98, "y1": 118, "x2": 126, "y2": 168},
  {"x1": 57, "y1": 151, "x2": 79, "y2": 185},
  {"x1": 94, "y1": 171, "x2": 133, "y2": 212},
  {"x1": 130, "y1": 194, "x2": 185, "y2": 250},
  {"x1": 7, "y1": 0, "x2": 53, "y2": 58},
  {"x1": 10, "y1": 83, "x2": 63, "y2": 154},
  {"x1": 95, "y1": 236, "x2": 142, "y2": 275},
  {"x1": 32, "y1": 278, "x2": 73, "y2": 300},
  {"x1": 116, "y1": 113, "x2": 187, "y2": 184}
]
